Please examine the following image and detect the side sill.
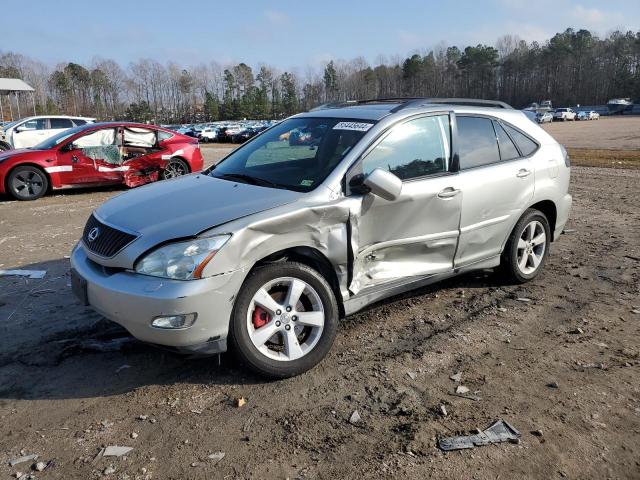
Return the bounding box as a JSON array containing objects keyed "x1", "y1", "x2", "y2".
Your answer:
[
  {"x1": 343, "y1": 271, "x2": 456, "y2": 316},
  {"x1": 343, "y1": 255, "x2": 501, "y2": 316}
]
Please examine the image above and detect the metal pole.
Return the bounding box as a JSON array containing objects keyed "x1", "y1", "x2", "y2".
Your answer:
[
  {"x1": 32, "y1": 92, "x2": 36, "y2": 115},
  {"x1": 15, "y1": 92, "x2": 21, "y2": 118},
  {"x1": 0, "y1": 95, "x2": 4, "y2": 121},
  {"x1": 8, "y1": 93, "x2": 13, "y2": 120}
]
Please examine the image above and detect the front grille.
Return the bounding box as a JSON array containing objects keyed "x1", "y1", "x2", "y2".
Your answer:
[{"x1": 82, "y1": 214, "x2": 138, "y2": 258}]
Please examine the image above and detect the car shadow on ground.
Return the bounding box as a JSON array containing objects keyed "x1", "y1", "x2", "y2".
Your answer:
[
  {"x1": 0, "y1": 258, "x2": 271, "y2": 402},
  {"x1": 0, "y1": 257, "x2": 516, "y2": 402}
]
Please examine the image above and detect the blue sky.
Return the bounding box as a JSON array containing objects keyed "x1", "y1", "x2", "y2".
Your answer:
[{"x1": 4, "y1": 0, "x2": 639, "y2": 69}]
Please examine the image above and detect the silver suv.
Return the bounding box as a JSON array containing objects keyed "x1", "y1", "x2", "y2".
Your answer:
[{"x1": 71, "y1": 98, "x2": 572, "y2": 378}]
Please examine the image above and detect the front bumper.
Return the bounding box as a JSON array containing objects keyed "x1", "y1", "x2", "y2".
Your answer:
[{"x1": 70, "y1": 244, "x2": 246, "y2": 353}]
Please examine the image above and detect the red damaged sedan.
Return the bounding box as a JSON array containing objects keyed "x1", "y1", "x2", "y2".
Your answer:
[{"x1": 0, "y1": 122, "x2": 204, "y2": 200}]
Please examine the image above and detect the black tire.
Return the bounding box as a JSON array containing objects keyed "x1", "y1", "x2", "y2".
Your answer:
[
  {"x1": 0, "y1": 142, "x2": 10, "y2": 152},
  {"x1": 7, "y1": 165, "x2": 49, "y2": 201},
  {"x1": 499, "y1": 208, "x2": 551, "y2": 284},
  {"x1": 161, "y1": 158, "x2": 190, "y2": 180},
  {"x1": 229, "y1": 262, "x2": 339, "y2": 378}
]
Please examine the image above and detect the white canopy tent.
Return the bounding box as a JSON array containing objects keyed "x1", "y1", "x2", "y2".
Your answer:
[{"x1": 0, "y1": 78, "x2": 37, "y2": 121}]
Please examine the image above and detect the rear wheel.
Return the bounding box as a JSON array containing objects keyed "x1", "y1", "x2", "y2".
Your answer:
[
  {"x1": 229, "y1": 262, "x2": 338, "y2": 378},
  {"x1": 499, "y1": 209, "x2": 550, "y2": 283},
  {"x1": 7, "y1": 165, "x2": 49, "y2": 201},
  {"x1": 161, "y1": 158, "x2": 189, "y2": 180}
]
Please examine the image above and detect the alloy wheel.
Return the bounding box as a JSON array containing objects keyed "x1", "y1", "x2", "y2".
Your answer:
[
  {"x1": 163, "y1": 160, "x2": 188, "y2": 179},
  {"x1": 246, "y1": 277, "x2": 325, "y2": 362},
  {"x1": 12, "y1": 170, "x2": 45, "y2": 199},
  {"x1": 516, "y1": 220, "x2": 546, "y2": 275}
]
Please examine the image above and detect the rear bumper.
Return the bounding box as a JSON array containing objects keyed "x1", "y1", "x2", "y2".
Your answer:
[
  {"x1": 554, "y1": 193, "x2": 572, "y2": 240},
  {"x1": 70, "y1": 244, "x2": 245, "y2": 353}
]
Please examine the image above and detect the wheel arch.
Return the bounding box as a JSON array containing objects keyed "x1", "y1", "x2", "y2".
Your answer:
[
  {"x1": 4, "y1": 162, "x2": 52, "y2": 194},
  {"x1": 166, "y1": 156, "x2": 191, "y2": 173},
  {"x1": 249, "y1": 246, "x2": 345, "y2": 317},
  {"x1": 528, "y1": 200, "x2": 557, "y2": 241}
]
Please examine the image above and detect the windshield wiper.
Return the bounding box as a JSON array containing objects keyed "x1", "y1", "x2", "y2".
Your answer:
[{"x1": 215, "y1": 173, "x2": 286, "y2": 189}]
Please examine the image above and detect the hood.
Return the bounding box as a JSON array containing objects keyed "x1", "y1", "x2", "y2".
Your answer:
[
  {"x1": 95, "y1": 174, "x2": 304, "y2": 239},
  {"x1": 0, "y1": 148, "x2": 47, "y2": 162}
]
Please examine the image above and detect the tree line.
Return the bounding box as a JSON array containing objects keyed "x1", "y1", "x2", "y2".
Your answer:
[{"x1": 1, "y1": 28, "x2": 639, "y2": 124}]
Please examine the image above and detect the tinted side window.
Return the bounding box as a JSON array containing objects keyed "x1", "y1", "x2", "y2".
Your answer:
[
  {"x1": 457, "y1": 116, "x2": 500, "y2": 169},
  {"x1": 493, "y1": 121, "x2": 520, "y2": 161},
  {"x1": 503, "y1": 124, "x2": 538, "y2": 157},
  {"x1": 73, "y1": 119, "x2": 87, "y2": 126},
  {"x1": 361, "y1": 115, "x2": 450, "y2": 180},
  {"x1": 21, "y1": 119, "x2": 46, "y2": 130},
  {"x1": 50, "y1": 118, "x2": 73, "y2": 129}
]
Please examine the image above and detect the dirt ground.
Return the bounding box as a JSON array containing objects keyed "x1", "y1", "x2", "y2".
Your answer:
[
  {"x1": 0, "y1": 134, "x2": 639, "y2": 479},
  {"x1": 542, "y1": 117, "x2": 640, "y2": 170},
  {"x1": 541, "y1": 116, "x2": 640, "y2": 150}
]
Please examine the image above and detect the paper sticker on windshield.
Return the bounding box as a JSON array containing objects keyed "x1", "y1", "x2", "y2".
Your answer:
[
  {"x1": 333, "y1": 122, "x2": 373, "y2": 132},
  {"x1": 300, "y1": 179, "x2": 314, "y2": 187}
]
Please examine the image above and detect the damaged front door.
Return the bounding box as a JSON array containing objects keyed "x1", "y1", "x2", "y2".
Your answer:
[
  {"x1": 57, "y1": 127, "x2": 121, "y2": 185},
  {"x1": 348, "y1": 114, "x2": 461, "y2": 293}
]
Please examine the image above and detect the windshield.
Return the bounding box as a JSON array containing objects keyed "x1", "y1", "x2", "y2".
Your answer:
[
  {"x1": 2, "y1": 118, "x2": 24, "y2": 130},
  {"x1": 31, "y1": 124, "x2": 89, "y2": 150},
  {"x1": 210, "y1": 117, "x2": 374, "y2": 192}
]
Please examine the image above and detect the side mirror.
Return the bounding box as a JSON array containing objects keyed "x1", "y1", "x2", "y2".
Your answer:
[
  {"x1": 364, "y1": 168, "x2": 402, "y2": 201},
  {"x1": 60, "y1": 142, "x2": 77, "y2": 152},
  {"x1": 350, "y1": 168, "x2": 402, "y2": 201}
]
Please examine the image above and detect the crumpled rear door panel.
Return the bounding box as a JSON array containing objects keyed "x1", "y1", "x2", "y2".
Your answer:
[{"x1": 122, "y1": 154, "x2": 165, "y2": 187}]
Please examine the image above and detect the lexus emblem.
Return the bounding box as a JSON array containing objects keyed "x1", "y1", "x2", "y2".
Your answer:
[{"x1": 87, "y1": 227, "x2": 101, "y2": 242}]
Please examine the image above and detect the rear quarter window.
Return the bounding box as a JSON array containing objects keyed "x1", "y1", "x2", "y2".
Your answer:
[
  {"x1": 158, "y1": 131, "x2": 174, "y2": 142},
  {"x1": 493, "y1": 121, "x2": 520, "y2": 161},
  {"x1": 503, "y1": 124, "x2": 538, "y2": 157}
]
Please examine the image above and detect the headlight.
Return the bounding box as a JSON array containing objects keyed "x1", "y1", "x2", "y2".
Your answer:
[{"x1": 135, "y1": 235, "x2": 230, "y2": 280}]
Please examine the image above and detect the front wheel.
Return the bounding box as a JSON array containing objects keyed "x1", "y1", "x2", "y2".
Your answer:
[
  {"x1": 7, "y1": 165, "x2": 49, "y2": 201},
  {"x1": 161, "y1": 158, "x2": 190, "y2": 180},
  {"x1": 229, "y1": 262, "x2": 338, "y2": 378},
  {"x1": 499, "y1": 209, "x2": 551, "y2": 283}
]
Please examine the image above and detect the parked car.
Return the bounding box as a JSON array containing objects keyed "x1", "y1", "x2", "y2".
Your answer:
[
  {"x1": 0, "y1": 115, "x2": 96, "y2": 151},
  {"x1": 231, "y1": 126, "x2": 267, "y2": 143},
  {"x1": 217, "y1": 125, "x2": 243, "y2": 142},
  {"x1": 0, "y1": 122, "x2": 203, "y2": 200},
  {"x1": 536, "y1": 112, "x2": 553, "y2": 124},
  {"x1": 587, "y1": 110, "x2": 600, "y2": 120},
  {"x1": 199, "y1": 127, "x2": 219, "y2": 143},
  {"x1": 576, "y1": 111, "x2": 589, "y2": 121},
  {"x1": 70, "y1": 98, "x2": 572, "y2": 378},
  {"x1": 553, "y1": 108, "x2": 576, "y2": 121},
  {"x1": 177, "y1": 126, "x2": 200, "y2": 138}
]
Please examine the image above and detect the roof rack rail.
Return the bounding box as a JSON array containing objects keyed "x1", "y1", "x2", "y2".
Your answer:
[
  {"x1": 390, "y1": 98, "x2": 513, "y2": 112},
  {"x1": 309, "y1": 97, "x2": 513, "y2": 112}
]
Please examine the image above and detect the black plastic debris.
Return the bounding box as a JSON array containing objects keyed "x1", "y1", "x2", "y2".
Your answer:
[{"x1": 438, "y1": 419, "x2": 520, "y2": 451}]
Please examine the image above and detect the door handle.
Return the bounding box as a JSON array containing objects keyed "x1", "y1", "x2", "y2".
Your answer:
[
  {"x1": 437, "y1": 187, "x2": 460, "y2": 199},
  {"x1": 516, "y1": 169, "x2": 531, "y2": 178}
]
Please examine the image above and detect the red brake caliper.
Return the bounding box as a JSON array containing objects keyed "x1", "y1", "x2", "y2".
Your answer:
[{"x1": 252, "y1": 306, "x2": 271, "y2": 329}]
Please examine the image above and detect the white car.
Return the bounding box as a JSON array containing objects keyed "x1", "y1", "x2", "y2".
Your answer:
[
  {"x1": 199, "y1": 127, "x2": 218, "y2": 142},
  {"x1": 587, "y1": 110, "x2": 600, "y2": 120},
  {"x1": 553, "y1": 108, "x2": 576, "y2": 121},
  {"x1": 0, "y1": 115, "x2": 95, "y2": 150}
]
